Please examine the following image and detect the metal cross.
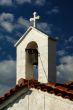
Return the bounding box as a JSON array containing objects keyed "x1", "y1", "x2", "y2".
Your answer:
[{"x1": 30, "y1": 12, "x2": 40, "y2": 28}]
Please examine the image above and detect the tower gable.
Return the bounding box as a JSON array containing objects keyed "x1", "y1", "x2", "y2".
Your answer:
[{"x1": 15, "y1": 26, "x2": 56, "y2": 47}]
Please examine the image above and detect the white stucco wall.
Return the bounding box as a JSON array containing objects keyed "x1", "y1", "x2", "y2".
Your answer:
[
  {"x1": 16, "y1": 27, "x2": 56, "y2": 84},
  {"x1": 4, "y1": 88, "x2": 73, "y2": 110},
  {"x1": 16, "y1": 28, "x2": 48, "y2": 83}
]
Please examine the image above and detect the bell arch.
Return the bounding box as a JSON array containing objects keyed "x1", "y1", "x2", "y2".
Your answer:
[{"x1": 25, "y1": 41, "x2": 38, "y2": 80}]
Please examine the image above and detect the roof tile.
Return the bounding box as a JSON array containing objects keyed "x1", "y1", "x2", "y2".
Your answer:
[{"x1": 0, "y1": 78, "x2": 73, "y2": 105}]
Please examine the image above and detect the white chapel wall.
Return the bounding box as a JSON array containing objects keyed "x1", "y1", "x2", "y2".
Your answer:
[
  {"x1": 5, "y1": 88, "x2": 73, "y2": 110},
  {"x1": 16, "y1": 28, "x2": 48, "y2": 83}
]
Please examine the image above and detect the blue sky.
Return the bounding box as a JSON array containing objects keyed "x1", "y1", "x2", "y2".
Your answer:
[{"x1": 0, "y1": 0, "x2": 73, "y2": 96}]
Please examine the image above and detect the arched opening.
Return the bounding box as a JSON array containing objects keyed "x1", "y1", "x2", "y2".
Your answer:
[{"x1": 25, "y1": 41, "x2": 38, "y2": 80}]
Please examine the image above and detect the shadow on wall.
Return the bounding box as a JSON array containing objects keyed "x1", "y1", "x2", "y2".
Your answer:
[{"x1": 5, "y1": 89, "x2": 32, "y2": 110}]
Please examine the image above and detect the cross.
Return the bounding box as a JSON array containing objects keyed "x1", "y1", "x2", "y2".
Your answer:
[{"x1": 30, "y1": 12, "x2": 40, "y2": 28}]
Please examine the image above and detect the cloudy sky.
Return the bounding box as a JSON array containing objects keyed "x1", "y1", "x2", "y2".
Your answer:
[{"x1": 0, "y1": 0, "x2": 73, "y2": 96}]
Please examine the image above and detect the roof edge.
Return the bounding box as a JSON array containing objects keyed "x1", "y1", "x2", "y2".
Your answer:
[
  {"x1": 0, "y1": 88, "x2": 29, "y2": 109},
  {"x1": 14, "y1": 26, "x2": 33, "y2": 47},
  {"x1": 0, "y1": 78, "x2": 73, "y2": 106}
]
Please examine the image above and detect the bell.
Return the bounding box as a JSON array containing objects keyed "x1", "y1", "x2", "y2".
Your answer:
[{"x1": 25, "y1": 48, "x2": 38, "y2": 65}]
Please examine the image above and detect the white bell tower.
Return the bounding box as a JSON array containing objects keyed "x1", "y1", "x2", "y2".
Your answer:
[{"x1": 15, "y1": 12, "x2": 56, "y2": 83}]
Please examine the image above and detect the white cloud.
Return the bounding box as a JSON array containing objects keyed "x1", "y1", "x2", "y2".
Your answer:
[
  {"x1": 0, "y1": 13, "x2": 52, "y2": 35},
  {"x1": 65, "y1": 36, "x2": 73, "y2": 44},
  {"x1": 0, "y1": 60, "x2": 16, "y2": 86},
  {"x1": 57, "y1": 50, "x2": 65, "y2": 56},
  {"x1": 0, "y1": 34, "x2": 17, "y2": 45},
  {"x1": 48, "y1": 7, "x2": 59, "y2": 14},
  {"x1": 1, "y1": 22, "x2": 14, "y2": 32},
  {"x1": 65, "y1": 36, "x2": 73, "y2": 49},
  {"x1": 15, "y1": 0, "x2": 46, "y2": 6},
  {"x1": 69, "y1": 36, "x2": 73, "y2": 42},
  {"x1": 0, "y1": 0, "x2": 45, "y2": 6},
  {"x1": 0, "y1": 35, "x2": 3, "y2": 40},
  {"x1": 0, "y1": 13, "x2": 30, "y2": 33},
  {"x1": 0, "y1": 0, "x2": 12, "y2": 6},
  {"x1": 0, "y1": 13, "x2": 14, "y2": 22},
  {"x1": 68, "y1": 36, "x2": 73, "y2": 42},
  {"x1": 59, "y1": 56, "x2": 73, "y2": 64},
  {"x1": 6, "y1": 36, "x2": 17, "y2": 44},
  {"x1": 0, "y1": 13, "x2": 14, "y2": 32},
  {"x1": 37, "y1": 22, "x2": 52, "y2": 34},
  {"x1": 35, "y1": 0, "x2": 45, "y2": 6},
  {"x1": 17, "y1": 16, "x2": 51, "y2": 34},
  {"x1": 0, "y1": 14, "x2": 30, "y2": 33},
  {"x1": 16, "y1": 0, "x2": 31, "y2": 4},
  {"x1": 57, "y1": 56, "x2": 73, "y2": 83},
  {"x1": 17, "y1": 16, "x2": 30, "y2": 28}
]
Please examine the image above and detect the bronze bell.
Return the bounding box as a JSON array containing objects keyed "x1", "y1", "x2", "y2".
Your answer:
[{"x1": 25, "y1": 48, "x2": 38, "y2": 65}]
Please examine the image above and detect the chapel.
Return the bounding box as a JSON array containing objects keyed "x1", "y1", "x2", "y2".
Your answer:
[{"x1": 0, "y1": 12, "x2": 73, "y2": 110}]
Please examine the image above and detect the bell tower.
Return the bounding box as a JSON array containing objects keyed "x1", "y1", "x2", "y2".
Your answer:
[{"x1": 15, "y1": 12, "x2": 56, "y2": 83}]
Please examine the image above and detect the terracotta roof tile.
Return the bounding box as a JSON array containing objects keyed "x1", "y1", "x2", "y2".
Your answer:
[
  {"x1": 0, "y1": 78, "x2": 73, "y2": 105},
  {"x1": 64, "y1": 80, "x2": 73, "y2": 86}
]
